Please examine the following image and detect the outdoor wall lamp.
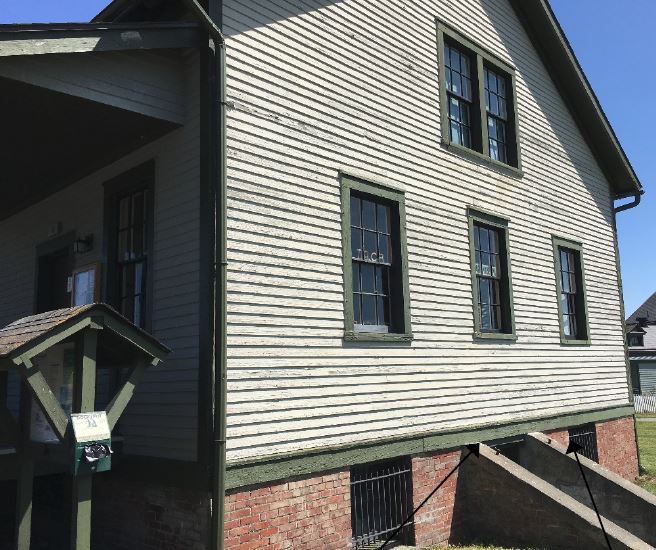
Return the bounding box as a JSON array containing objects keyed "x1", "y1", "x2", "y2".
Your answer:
[{"x1": 73, "y1": 235, "x2": 93, "y2": 254}]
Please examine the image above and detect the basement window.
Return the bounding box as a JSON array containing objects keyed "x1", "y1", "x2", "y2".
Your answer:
[
  {"x1": 350, "y1": 458, "x2": 414, "y2": 549},
  {"x1": 568, "y1": 424, "x2": 599, "y2": 463},
  {"x1": 437, "y1": 22, "x2": 521, "y2": 171}
]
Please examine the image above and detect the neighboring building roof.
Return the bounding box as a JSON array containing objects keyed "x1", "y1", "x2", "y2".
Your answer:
[
  {"x1": 627, "y1": 292, "x2": 656, "y2": 324},
  {"x1": 93, "y1": 0, "x2": 644, "y2": 197}
]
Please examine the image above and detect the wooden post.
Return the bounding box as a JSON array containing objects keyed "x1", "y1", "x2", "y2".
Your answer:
[
  {"x1": 70, "y1": 329, "x2": 98, "y2": 550},
  {"x1": 15, "y1": 380, "x2": 33, "y2": 550}
]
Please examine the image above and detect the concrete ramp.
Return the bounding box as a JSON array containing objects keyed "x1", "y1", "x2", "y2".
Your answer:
[
  {"x1": 519, "y1": 432, "x2": 656, "y2": 546},
  {"x1": 455, "y1": 444, "x2": 653, "y2": 550}
]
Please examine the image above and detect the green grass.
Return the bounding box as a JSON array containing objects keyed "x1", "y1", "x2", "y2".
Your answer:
[
  {"x1": 637, "y1": 420, "x2": 656, "y2": 495},
  {"x1": 637, "y1": 412, "x2": 656, "y2": 419}
]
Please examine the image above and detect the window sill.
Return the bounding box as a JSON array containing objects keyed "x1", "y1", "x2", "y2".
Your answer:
[
  {"x1": 344, "y1": 331, "x2": 413, "y2": 343},
  {"x1": 442, "y1": 139, "x2": 523, "y2": 178},
  {"x1": 474, "y1": 331, "x2": 517, "y2": 342},
  {"x1": 560, "y1": 337, "x2": 591, "y2": 346}
]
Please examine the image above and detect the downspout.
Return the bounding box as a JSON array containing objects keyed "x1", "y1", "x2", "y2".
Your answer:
[
  {"x1": 611, "y1": 187, "x2": 643, "y2": 471},
  {"x1": 179, "y1": 1, "x2": 227, "y2": 549}
]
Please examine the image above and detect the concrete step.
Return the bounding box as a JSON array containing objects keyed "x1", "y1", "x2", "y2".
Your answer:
[{"x1": 457, "y1": 443, "x2": 655, "y2": 550}]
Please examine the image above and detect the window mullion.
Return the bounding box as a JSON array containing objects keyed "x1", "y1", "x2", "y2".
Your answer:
[{"x1": 476, "y1": 55, "x2": 489, "y2": 156}]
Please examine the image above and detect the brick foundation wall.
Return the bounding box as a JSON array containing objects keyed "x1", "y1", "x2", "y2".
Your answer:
[
  {"x1": 595, "y1": 416, "x2": 639, "y2": 480},
  {"x1": 92, "y1": 476, "x2": 210, "y2": 550},
  {"x1": 545, "y1": 428, "x2": 569, "y2": 447},
  {"x1": 411, "y1": 450, "x2": 461, "y2": 547},
  {"x1": 224, "y1": 471, "x2": 351, "y2": 550},
  {"x1": 547, "y1": 416, "x2": 639, "y2": 481}
]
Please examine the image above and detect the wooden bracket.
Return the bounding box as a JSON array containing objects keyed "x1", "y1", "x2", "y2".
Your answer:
[
  {"x1": 106, "y1": 360, "x2": 147, "y2": 431},
  {"x1": 18, "y1": 357, "x2": 69, "y2": 443}
]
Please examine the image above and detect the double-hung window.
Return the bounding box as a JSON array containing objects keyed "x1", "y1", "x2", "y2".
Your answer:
[
  {"x1": 104, "y1": 162, "x2": 154, "y2": 330},
  {"x1": 438, "y1": 22, "x2": 520, "y2": 170},
  {"x1": 552, "y1": 237, "x2": 589, "y2": 344},
  {"x1": 342, "y1": 176, "x2": 412, "y2": 342},
  {"x1": 468, "y1": 209, "x2": 515, "y2": 339},
  {"x1": 445, "y1": 44, "x2": 473, "y2": 148}
]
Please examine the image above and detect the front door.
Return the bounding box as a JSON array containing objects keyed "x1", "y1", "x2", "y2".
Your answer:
[{"x1": 36, "y1": 246, "x2": 73, "y2": 313}]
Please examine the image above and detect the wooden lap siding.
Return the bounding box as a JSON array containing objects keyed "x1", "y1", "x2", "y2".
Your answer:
[
  {"x1": 0, "y1": 51, "x2": 201, "y2": 462},
  {"x1": 222, "y1": 0, "x2": 629, "y2": 462}
]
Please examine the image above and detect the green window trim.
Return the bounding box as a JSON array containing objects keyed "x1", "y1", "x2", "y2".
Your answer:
[
  {"x1": 552, "y1": 236, "x2": 591, "y2": 346},
  {"x1": 341, "y1": 175, "x2": 412, "y2": 342},
  {"x1": 467, "y1": 207, "x2": 516, "y2": 341},
  {"x1": 437, "y1": 20, "x2": 522, "y2": 174}
]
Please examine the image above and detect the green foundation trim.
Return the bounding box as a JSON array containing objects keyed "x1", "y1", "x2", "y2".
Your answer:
[{"x1": 225, "y1": 404, "x2": 634, "y2": 491}]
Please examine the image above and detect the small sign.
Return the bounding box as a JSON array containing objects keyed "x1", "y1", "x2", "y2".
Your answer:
[{"x1": 71, "y1": 412, "x2": 111, "y2": 444}]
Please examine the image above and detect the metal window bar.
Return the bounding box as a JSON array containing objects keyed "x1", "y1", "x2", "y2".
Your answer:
[
  {"x1": 568, "y1": 424, "x2": 599, "y2": 463},
  {"x1": 350, "y1": 459, "x2": 414, "y2": 549}
]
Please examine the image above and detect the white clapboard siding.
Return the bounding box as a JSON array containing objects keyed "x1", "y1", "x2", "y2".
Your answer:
[
  {"x1": 0, "y1": 49, "x2": 185, "y2": 123},
  {"x1": 222, "y1": 0, "x2": 631, "y2": 462},
  {"x1": 0, "y1": 51, "x2": 200, "y2": 461}
]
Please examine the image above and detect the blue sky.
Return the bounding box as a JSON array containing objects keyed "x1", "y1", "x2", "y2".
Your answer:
[{"x1": 1, "y1": 0, "x2": 654, "y2": 316}]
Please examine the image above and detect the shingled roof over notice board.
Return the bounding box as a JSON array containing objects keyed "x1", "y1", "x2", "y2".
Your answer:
[{"x1": 0, "y1": 304, "x2": 169, "y2": 364}]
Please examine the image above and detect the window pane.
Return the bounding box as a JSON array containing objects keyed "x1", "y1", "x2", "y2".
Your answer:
[
  {"x1": 361, "y1": 264, "x2": 375, "y2": 293},
  {"x1": 134, "y1": 262, "x2": 144, "y2": 296},
  {"x1": 351, "y1": 196, "x2": 361, "y2": 227},
  {"x1": 375, "y1": 266, "x2": 384, "y2": 294},
  {"x1": 377, "y1": 204, "x2": 390, "y2": 233},
  {"x1": 351, "y1": 228, "x2": 363, "y2": 259},
  {"x1": 561, "y1": 271, "x2": 570, "y2": 293},
  {"x1": 353, "y1": 294, "x2": 361, "y2": 324},
  {"x1": 560, "y1": 250, "x2": 569, "y2": 272},
  {"x1": 362, "y1": 200, "x2": 376, "y2": 230},
  {"x1": 118, "y1": 229, "x2": 130, "y2": 262},
  {"x1": 450, "y1": 48, "x2": 461, "y2": 72},
  {"x1": 364, "y1": 230, "x2": 377, "y2": 260},
  {"x1": 560, "y1": 293, "x2": 570, "y2": 315},
  {"x1": 378, "y1": 234, "x2": 391, "y2": 264},
  {"x1": 563, "y1": 315, "x2": 572, "y2": 336},
  {"x1": 362, "y1": 295, "x2": 376, "y2": 325},
  {"x1": 352, "y1": 262, "x2": 361, "y2": 292},
  {"x1": 479, "y1": 277, "x2": 490, "y2": 306},
  {"x1": 489, "y1": 229, "x2": 499, "y2": 254},
  {"x1": 479, "y1": 227, "x2": 490, "y2": 252},
  {"x1": 118, "y1": 197, "x2": 130, "y2": 230}
]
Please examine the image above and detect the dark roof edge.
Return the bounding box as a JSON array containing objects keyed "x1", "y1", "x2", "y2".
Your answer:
[
  {"x1": 0, "y1": 21, "x2": 198, "y2": 33},
  {"x1": 510, "y1": 0, "x2": 643, "y2": 196},
  {"x1": 93, "y1": 0, "x2": 134, "y2": 23}
]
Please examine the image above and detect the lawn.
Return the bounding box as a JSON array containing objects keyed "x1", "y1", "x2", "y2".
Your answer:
[{"x1": 636, "y1": 419, "x2": 656, "y2": 495}]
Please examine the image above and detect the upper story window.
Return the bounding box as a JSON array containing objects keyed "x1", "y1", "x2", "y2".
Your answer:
[
  {"x1": 438, "y1": 22, "x2": 521, "y2": 171},
  {"x1": 468, "y1": 209, "x2": 515, "y2": 340},
  {"x1": 552, "y1": 237, "x2": 590, "y2": 345},
  {"x1": 104, "y1": 162, "x2": 154, "y2": 330},
  {"x1": 628, "y1": 333, "x2": 644, "y2": 347},
  {"x1": 341, "y1": 176, "x2": 412, "y2": 342}
]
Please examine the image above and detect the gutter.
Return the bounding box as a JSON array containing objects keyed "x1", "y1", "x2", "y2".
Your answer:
[
  {"x1": 179, "y1": 1, "x2": 228, "y2": 549},
  {"x1": 613, "y1": 190, "x2": 642, "y2": 215}
]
